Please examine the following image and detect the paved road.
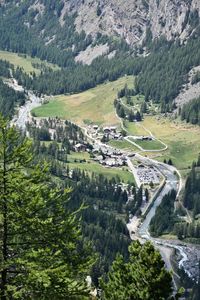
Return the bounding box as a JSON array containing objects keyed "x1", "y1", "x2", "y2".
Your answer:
[
  {"x1": 13, "y1": 91, "x2": 42, "y2": 129},
  {"x1": 7, "y1": 79, "x2": 42, "y2": 129},
  {"x1": 137, "y1": 157, "x2": 178, "y2": 238}
]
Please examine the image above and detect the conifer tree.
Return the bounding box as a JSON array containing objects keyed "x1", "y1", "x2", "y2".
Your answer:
[
  {"x1": 0, "y1": 116, "x2": 92, "y2": 299},
  {"x1": 101, "y1": 240, "x2": 176, "y2": 300}
]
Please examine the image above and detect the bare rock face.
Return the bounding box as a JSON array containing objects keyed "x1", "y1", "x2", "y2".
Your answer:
[
  {"x1": 61, "y1": 0, "x2": 200, "y2": 46},
  {"x1": 6, "y1": 0, "x2": 200, "y2": 47}
]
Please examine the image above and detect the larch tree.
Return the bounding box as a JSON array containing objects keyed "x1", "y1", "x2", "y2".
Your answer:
[{"x1": 0, "y1": 116, "x2": 93, "y2": 299}]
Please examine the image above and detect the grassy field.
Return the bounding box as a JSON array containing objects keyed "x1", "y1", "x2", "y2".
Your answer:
[
  {"x1": 108, "y1": 139, "x2": 138, "y2": 151},
  {"x1": 33, "y1": 76, "x2": 134, "y2": 125},
  {"x1": 137, "y1": 116, "x2": 200, "y2": 171},
  {"x1": 125, "y1": 121, "x2": 149, "y2": 136},
  {"x1": 130, "y1": 138, "x2": 165, "y2": 151},
  {"x1": 67, "y1": 152, "x2": 135, "y2": 183},
  {"x1": 0, "y1": 50, "x2": 59, "y2": 75}
]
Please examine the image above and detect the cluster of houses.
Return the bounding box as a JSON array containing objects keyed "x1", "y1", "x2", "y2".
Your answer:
[
  {"x1": 74, "y1": 143, "x2": 88, "y2": 152},
  {"x1": 136, "y1": 164, "x2": 160, "y2": 185},
  {"x1": 92, "y1": 144, "x2": 127, "y2": 167},
  {"x1": 88, "y1": 125, "x2": 123, "y2": 142}
]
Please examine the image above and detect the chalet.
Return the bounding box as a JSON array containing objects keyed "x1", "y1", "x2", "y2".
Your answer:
[
  {"x1": 103, "y1": 127, "x2": 110, "y2": 134},
  {"x1": 74, "y1": 143, "x2": 87, "y2": 152}
]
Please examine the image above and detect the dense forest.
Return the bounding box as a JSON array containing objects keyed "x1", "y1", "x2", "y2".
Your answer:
[
  {"x1": 0, "y1": 0, "x2": 140, "y2": 103},
  {"x1": 150, "y1": 190, "x2": 177, "y2": 237},
  {"x1": 180, "y1": 97, "x2": 200, "y2": 125},
  {"x1": 183, "y1": 157, "x2": 200, "y2": 217},
  {"x1": 14, "y1": 55, "x2": 140, "y2": 95},
  {"x1": 174, "y1": 157, "x2": 200, "y2": 242}
]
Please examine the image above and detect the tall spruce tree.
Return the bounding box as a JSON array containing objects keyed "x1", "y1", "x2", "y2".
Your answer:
[
  {"x1": 0, "y1": 116, "x2": 93, "y2": 299},
  {"x1": 101, "y1": 240, "x2": 178, "y2": 300}
]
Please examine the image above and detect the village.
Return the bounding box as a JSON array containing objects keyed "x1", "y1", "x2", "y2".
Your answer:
[
  {"x1": 87, "y1": 124, "x2": 123, "y2": 142},
  {"x1": 25, "y1": 117, "x2": 162, "y2": 188}
]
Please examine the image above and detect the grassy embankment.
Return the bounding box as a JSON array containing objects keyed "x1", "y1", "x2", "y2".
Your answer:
[{"x1": 0, "y1": 50, "x2": 59, "y2": 75}]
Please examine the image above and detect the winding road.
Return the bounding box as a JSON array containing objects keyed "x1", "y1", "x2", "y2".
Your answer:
[{"x1": 7, "y1": 79, "x2": 42, "y2": 129}]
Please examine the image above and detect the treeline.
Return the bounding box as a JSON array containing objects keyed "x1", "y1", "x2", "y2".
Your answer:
[
  {"x1": 0, "y1": 0, "x2": 129, "y2": 68},
  {"x1": 0, "y1": 0, "x2": 140, "y2": 97},
  {"x1": 183, "y1": 157, "x2": 200, "y2": 218},
  {"x1": 14, "y1": 55, "x2": 141, "y2": 95},
  {"x1": 0, "y1": 59, "x2": 11, "y2": 77},
  {"x1": 2, "y1": 0, "x2": 200, "y2": 114},
  {"x1": 180, "y1": 97, "x2": 200, "y2": 125},
  {"x1": 0, "y1": 2, "x2": 76, "y2": 68},
  {"x1": 150, "y1": 190, "x2": 177, "y2": 237},
  {"x1": 174, "y1": 222, "x2": 200, "y2": 240}
]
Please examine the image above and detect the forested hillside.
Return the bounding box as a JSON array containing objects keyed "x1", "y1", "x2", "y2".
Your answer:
[
  {"x1": 175, "y1": 157, "x2": 200, "y2": 242},
  {"x1": 180, "y1": 97, "x2": 200, "y2": 125}
]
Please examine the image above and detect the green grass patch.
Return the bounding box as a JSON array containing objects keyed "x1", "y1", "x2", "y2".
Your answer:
[
  {"x1": 67, "y1": 160, "x2": 135, "y2": 183},
  {"x1": 124, "y1": 121, "x2": 148, "y2": 136},
  {"x1": 67, "y1": 152, "x2": 90, "y2": 162},
  {"x1": 108, "y1": 139, "x2": 138, "y2": 151},
  {"x1": 140, "y1": 116, "x2": 200, "y2": 170},
  {"x1": 33, "y1": 76, "x2": 134, "y2": 125},
  {"x1": 0, "y1": 50, "x2": 60, "y2": 75},
  {"x1": 66, "y1": 151, "x2": 135, "y2": 183},
  {"x1": 131, "y1": 138, "x2": 165, "y2": 151}
]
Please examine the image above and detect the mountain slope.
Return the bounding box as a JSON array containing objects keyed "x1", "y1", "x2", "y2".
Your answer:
[
  {"x1": 0, "y1": 0, "x2": 200, "y2": 110},
  {"x1": 1, "y1": 0, "x2": 200, "y2": 49}
]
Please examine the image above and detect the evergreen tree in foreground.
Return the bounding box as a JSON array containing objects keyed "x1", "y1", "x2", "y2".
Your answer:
[
  {"x1": 0, "y1": 116, "x2": 93, "y2": 299},
  {"x1": 101, "y1": 240, "x2": 180, "y2": 300}
]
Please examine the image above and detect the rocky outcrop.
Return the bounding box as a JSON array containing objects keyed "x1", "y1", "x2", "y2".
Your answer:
[
  {"x1": 63, "y1": 0, "x2": 200, "y2": 46},
  {"x1": 4, "y1": 0, "x2": 200, "y2": 47}
]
